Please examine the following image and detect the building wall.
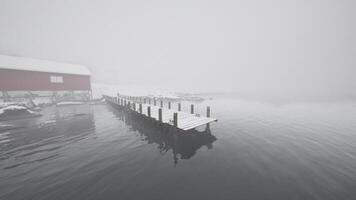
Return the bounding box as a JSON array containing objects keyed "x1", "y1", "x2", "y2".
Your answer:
[{"x1": 0, "y1": 69, "x2": 91, "y2": 91}]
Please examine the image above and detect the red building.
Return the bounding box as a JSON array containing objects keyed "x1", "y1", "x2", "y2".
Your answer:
[{"x1": 0, "y1": 55, "x2": 91, "y2": 100}]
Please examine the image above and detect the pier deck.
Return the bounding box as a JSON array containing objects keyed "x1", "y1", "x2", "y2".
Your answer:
[
  {"x1": 104, "y1": 95, "x2": 217, "y2": 131},
  {"x1": 139, "y1": 104, "x2": 217, "y2": 130}
]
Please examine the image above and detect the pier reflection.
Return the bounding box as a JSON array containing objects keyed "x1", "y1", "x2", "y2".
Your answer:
[{"x1": 108, "y1": 105, "x2": 217, "y2": 165}]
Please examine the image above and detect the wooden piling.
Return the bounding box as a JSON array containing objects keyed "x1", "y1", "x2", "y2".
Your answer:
[
  {"x1": 191, "y1": 104, "x2": 194, "y2": 114},
  {"x1": 178, "y1": 103, "x2": 181, "y2": 111},
  {"x1": 168, "y1": 102, "x2": 171, "y2": 109},
  {"x1": 154, "y1": 99, "x2": 156, "y2": 106},
  {"x1": 158, "y1": 108, "x2": 162, "y2": 122},
  {"x1": 139, "y1": 104, "x2": 142, "y2": 114},
  {"x1": 160, "y1": 100, "x2": 163, "y2": 108},
  {"x1": 147, "y1": 106, "x2": 151, "y2": 117},
  {"x1": 133, "y1": 103, "x2": 136, "y2": 111},
  {"x1": 207, "y1": 106, "x2": 211, "y2": 117},
  {"x1": 173, "y1": 113, "x2": 178, "y2": 127}
]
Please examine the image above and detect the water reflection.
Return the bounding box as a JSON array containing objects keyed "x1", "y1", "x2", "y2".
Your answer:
[
  {"x1": 0, "y1": 105, "x2": 95, "y2": 169},
  {"x1": 107, "y1": 104, "x2": 217, "y2": 165}
]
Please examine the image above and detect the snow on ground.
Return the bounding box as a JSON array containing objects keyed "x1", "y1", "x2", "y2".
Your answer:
[
  {"x1": 56, "y1": 102, "x2": 84, "y2": 106},
  {"x1": 91, "y1": 83, "x2": 180, "y2": 100},
  {"x1": 0, "y1": 98, "x2": 42, "y2": 108},
  {"x1": 0, "y1": 100, "x2": 26, "y2": 108},
  {"x1": 0, "y1": 105, "x2": 34, "y2": 115},
  {"x1": 33, "y1": 97, "x2": 52, "y2": 106}
]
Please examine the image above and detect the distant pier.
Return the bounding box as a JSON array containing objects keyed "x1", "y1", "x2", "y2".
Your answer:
[{"x1": 104, "y1": 93, "x2": 217, "y2": 131}]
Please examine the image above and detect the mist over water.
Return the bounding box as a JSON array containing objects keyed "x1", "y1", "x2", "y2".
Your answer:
[{"x1": 1, "y1": 96, "x2": 355, "y2": 200}]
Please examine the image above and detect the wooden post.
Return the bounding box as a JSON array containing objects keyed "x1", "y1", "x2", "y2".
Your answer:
[
  {"x1": 173, "y1": 113, "x2": 178, "y2": 127},
  {"x1": 133, "y1": 103, "x2": 136, "y2": 111},
  {"x1": 139, "y1": 104, "x2": 142, "y2": 114},
  {"x1": 168, "y1": 102, "x2": 171, "y2": 109},
  {"x1": 144, "y1": 98, "x2": 146, "y2": 104},
  {"x1": 158, "y1": 108, "x2": 162, "y2": 122},
  {"x1": 178, "y1": 103, "x2": 181, "y2": 111},
  {"x1": 128, "y1": 101, "x2": 131, "y2": 109},
  {"x1": 191, "y1": 104, "x2": 194, "y2": 114},
  {"x1": 154, "y1": 98, "x2": 156, "y2": 106},
  {"x1": 206, "y1": 106, "x2": 211, "y2": 130},
  {"x1": 147, "y1": 106, "x2": 151, "y2": 117},
  {"x1": 160, "y1": 100, "x2": 163, "y2": 108}
]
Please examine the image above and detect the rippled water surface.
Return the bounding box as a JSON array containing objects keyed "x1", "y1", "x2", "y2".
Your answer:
[{"x1": 1, "y1": 97, "x2": 356, "y2": 200}]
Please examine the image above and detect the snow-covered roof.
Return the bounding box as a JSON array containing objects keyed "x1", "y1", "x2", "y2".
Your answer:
[{"x1": 0, "y1": 55, "x2": 91, "y2": 76}]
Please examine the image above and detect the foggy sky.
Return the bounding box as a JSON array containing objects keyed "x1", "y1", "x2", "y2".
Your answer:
[{"x1": 0, "y1": 0, "x2": 355, "y2": 95}]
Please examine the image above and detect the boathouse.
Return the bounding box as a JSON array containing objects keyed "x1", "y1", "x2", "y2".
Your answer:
[{"x1": 0, "y1": 55, "x2": 91, "y2": 100}]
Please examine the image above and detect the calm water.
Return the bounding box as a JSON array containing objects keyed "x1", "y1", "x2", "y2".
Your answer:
[{"x1": 1, "y1": 97, "x2": 356, "y2": 200}]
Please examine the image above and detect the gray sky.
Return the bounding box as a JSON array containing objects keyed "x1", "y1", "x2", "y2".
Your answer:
[{"x1": 0, "y1": 0, "x2": 355, "y2": 95}]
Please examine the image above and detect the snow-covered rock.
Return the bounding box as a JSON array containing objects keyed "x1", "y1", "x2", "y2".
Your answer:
[
  {"x1": 0, "y1": 105, "x2": 34, "y2": 115},
  {"x1": 0, "y1": 105, "x2": 41, "y2": 121}
]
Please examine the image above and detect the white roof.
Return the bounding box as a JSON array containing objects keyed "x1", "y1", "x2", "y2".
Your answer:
[{"x1": 0, "y1": 54, "x2": 91, "y2": 76}]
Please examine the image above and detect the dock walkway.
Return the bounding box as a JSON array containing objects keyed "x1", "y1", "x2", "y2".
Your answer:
[{"x1": 104, "y1": 94, "x2": 217, "y2": 131}]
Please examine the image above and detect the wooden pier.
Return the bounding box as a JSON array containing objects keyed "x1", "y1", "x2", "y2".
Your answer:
[{"x1": 104, "y1": 94, "x2": 217, "y2": 131}]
